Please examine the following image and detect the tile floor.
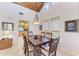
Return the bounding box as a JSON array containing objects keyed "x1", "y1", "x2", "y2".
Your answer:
[{"x1": 0, "y1": 37, "x2": 73, "y2": 56}]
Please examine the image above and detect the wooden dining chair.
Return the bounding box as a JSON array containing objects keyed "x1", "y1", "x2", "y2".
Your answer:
[
  {"x1": 23, "y1": 35, "x2": 42, "y2": 56},
  {"x1": 28, "y1": 31, "x2": 33, "y2": 37},
  {"x1": 41, "y1": 32, "x2": 52, "y2": 39},
  {"x1": 45, "y1": 32, "x2": 52, "y2": 39},
  {"x1": 41, "y1": 38, "x2": 59, "y2": 56},
  {"x1": 40, "y1": 32, "x2": 52, "y2": 51},
  {"x1": 41, "y1": 32, "x2": 45, "y2": 37},
  {"x1": 23, "y1": 35, "x2": 34, "y2": 56},
  {"x1": 23, "y1": 35, "x2": 29, "y2": 56}
]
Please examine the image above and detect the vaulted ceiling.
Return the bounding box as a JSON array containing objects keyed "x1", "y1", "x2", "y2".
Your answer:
[{"x1": 13, "y1": 2, "x2": 45, "y2": 12}]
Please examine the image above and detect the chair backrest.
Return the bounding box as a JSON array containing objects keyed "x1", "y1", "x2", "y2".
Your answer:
[
  {"x1": 45, "y1": 32, "x2": 52, "y2": 39},
  {"x1": 28, "y1": 31, "x2": 33, "y2": 37},
  {"x1": 23, "y1": 35, "x2": 29, "y2": 56},
  {"x1": 41, "y1": 32, "x2": 45, "y2": 37},
  {"x1": 49, "y1": 38, "x2": 59, "y2": 56},
  {"x1": 41, "y1": 32, "x2": 52, "y2": 39}
]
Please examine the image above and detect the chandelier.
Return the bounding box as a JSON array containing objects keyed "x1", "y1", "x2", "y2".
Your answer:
[
  {"x1": 34, "y1": 13, "x2": 40, "y2": 24},
  {"x1": 34, "y1": 3, "x2": 40, "y2": 24}
]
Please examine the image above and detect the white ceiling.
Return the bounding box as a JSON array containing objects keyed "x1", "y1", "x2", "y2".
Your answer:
[{"x1": 0, "y1": 2, "x2": 37, "y2": 21}]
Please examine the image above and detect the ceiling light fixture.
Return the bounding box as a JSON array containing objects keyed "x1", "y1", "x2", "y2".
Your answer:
[
  {"x1": 34, "y1": 13, "x2": 40, "y2": 24},
  {"x1": 34, "y1": 3, "x2": 40, "y2": 24}
]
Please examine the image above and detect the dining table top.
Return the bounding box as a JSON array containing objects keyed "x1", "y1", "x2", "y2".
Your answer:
[{"x1": 28, "y1": 36, "x2": 50, "y2": 47}]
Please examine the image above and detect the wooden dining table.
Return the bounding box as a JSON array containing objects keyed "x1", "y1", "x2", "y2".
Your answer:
[{"x1": 27, "y1": 35, "x2": 50, "y2": 56}]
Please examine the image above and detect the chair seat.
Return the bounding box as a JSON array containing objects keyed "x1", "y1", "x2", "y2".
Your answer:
[
  {"x1": 27, "y1": 41, "x2": 33, "y2": 51},
  {"x1": 41, "y1": 49, "x2": 55, "y2": 56},
  {"x1": 41, "y1": 44, "x2": 49, "y2": 56},
  {"x1": 25, "y1": 45, "x2": 33, "y2": 56},
  {"x1": 41, "y1": 49, "x2": 49, "y2": 56},
  {"x1": 28, "y1": 46, "x2": 32, "y2": 52},
  {"x1": 41, "y1": 44, "x2": 49, "y2": 51}
]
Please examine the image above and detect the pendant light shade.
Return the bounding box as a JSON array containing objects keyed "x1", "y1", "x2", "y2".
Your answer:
[
  {"x1": 34, "y1": 3, "x2": 40, "y2": 24},
  {"x1": 34, "y1": 14, "x2": 40, "y2": 24}
]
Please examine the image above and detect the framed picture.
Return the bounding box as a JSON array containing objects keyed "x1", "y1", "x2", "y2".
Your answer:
[
  {"x1": 39, "y1": 25, "x2": 42, "y2": 30},
  {"x1": 65, "y1": 20, "x2": 77, "y2": 32},
  {"x1": 2, "y1": 22, "x2": 14, "y2": 31}
]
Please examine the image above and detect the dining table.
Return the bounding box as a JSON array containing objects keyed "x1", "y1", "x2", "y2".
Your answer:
[{"x1": 27, "y1": 35, "x2": 50, "y2": 56}]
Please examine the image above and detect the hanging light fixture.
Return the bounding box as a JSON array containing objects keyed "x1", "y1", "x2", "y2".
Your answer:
[
  {"x1": 34, "y1": 13, "x2": 40, "y2": 24},
  {"x1": 34, "y1": 3, "x2": 40, "y2": 24}
]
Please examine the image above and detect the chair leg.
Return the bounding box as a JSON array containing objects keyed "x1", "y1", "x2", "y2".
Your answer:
[
  {"x1": 24, "y1": 47, "x2": 29, "y2": 56},
  {"x1": 26, "y1": 51, "x2": 29, "y2": 56},
  {"x1": 52, "y1": 51, "x2": 56, "y2": 56},
  {"x1": 54, "y1": 51, "x2": 56, "y2": 56},
  {"x1": 24, "y1": 48, "x2": 26, "y2": 56},
  {"x1": 41, "y1": 51, "x2": 46, "y2": 56}
]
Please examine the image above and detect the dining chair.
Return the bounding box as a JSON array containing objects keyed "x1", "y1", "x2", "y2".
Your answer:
[
  {"x1": 23, "y1": 35, "x2": 42, "y2": 56},
  {"x1": 41, "y1": 32, "x2": 52, "y2": 39},
  {"x1": 40, "y1": 32, "x2": 52, "y2": 51},
  {"x1": 28, "y1": 31, "x2": 33, "y2": 37},
  {"x1": 41, "y1": 38, "x2": 59, "y2": 56},
  {"x1": 23, "y1": 35, "x2": 29, "y2": 56},
  {"x1": 45, "y1": 32, "x2": 52, "y2": 39},
  {"x1": 23, "y1": 35, "x2": 33, "y2": 56},
  {"x1": 41, "y1": 32, "x2": 45, "y2": 37}
]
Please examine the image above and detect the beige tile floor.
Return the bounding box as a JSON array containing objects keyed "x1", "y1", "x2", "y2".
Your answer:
[{"x1": 0, "y1": 37, "x2": 73, "y2": 56}]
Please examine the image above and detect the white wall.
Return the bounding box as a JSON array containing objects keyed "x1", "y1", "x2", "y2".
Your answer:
[
  {"x1": 41, "y1": 20, "x2": 50, "y2": 31},
  {"x1": 39, "y1": 2, "x2": 79, "y2": 55},
  {"x1": 29, "y1": 20, "x2": 40, "y2": 35},
  {"x1": 0, "y1": 2, "x2": 37, "y2": 55}
]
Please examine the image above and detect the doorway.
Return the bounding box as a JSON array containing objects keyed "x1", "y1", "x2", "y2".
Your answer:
[{"x1": 18, "y1": 20, "x2": 29, "y2": 37}]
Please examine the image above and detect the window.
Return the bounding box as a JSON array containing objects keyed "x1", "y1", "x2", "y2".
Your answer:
[
  {"x1": 42, "y1": 20, "x2": 50, "y2": 31},
  {"x1": 45, "y1": 3, "x2": 49, "y2": 10},
  {"x1": 52, "y1": 2, "x2": 58, "y2": 6},
  {"x1": 51, "y1": 17, "x2": 60, "y2": 38}
]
